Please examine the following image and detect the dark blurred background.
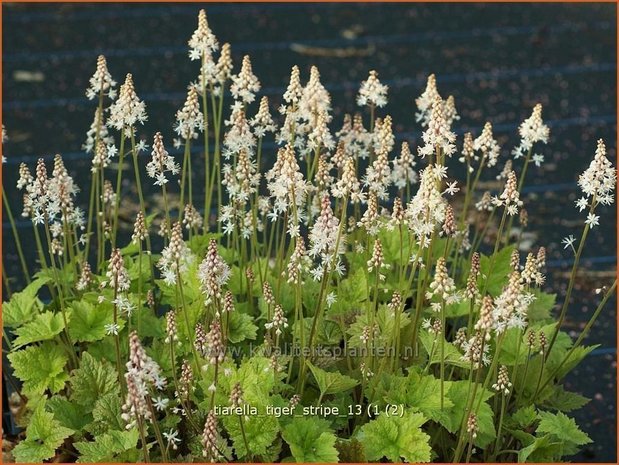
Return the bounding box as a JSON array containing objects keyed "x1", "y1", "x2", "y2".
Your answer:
[{"x1": 2, "y1": 3, "x2": 616, "y2": 461}]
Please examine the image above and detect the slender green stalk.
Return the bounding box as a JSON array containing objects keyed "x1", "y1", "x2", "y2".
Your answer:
[
  {"x1": 2, "y1": 186, "x2": 30, "y2": 284},
  {"x1": 145, "y1": 396, "x2": 168, "y2": 462},
  {"x1": 422, "y1": 339, "x2": 438, "y2": 375},
  {"x1": 202, "y1": 55, "x2": 211, "y2": 227},
  {"x1": 137, "y1": 243, "x2": 143, "y2": 335},
  {"x1": 454, "y1": 333, "x2": 503, "y2": 462},
  {"x1": 238, "y1": 415, "x2": 251, "y2": 460},
  {"x1": 97, "y1": 167, "x2": 105, "y2": 269},
  {"x1": 465, "y1": 433, "x2": 475, "y2": 463},
  {"x1": 179, "y1": 140, "x2": 191, "y2": 223},
  {"x1": 84, "y1": 170, "x2": 97, "y2": 259},
  {"x1": 112, "y1": 283, "x2": 125, "y2": 395},
  {"x1": 491, "y1": 394, "x2": 507, "y2": 460},
  {"x1": 411, "y1": 231, "x2": 436, "y2": 358},
  {"x1": 136, "y1": 416, "x2": 151, "y2": 463},
  {"x1": 504, "y1": 148, "x2": 533, "y2": 245},
  {"x1": 519, "y1": 340, "x2": 533, "y2": 387},
  {"x1": 2, "y1": 260, "x2": 13, "y2": 297},
  {"x1": 204, "y1": 88, "x2": 225, "y2": 235},
  {"x1": 440, "y1": 298, "x2": 446, "y2": 409},
  {"x1": 300, "y1": 195, "x2": 349, "y2": 390},
  {"x1": 169, "y1": 341, "x2": 200, "y2": 433},
  {"x1": 32, "y1": 224, "x2": 52, "y2": 294},
  {"x1": 209, "y1": 361, "x2": 220, "y2": 410},
  {"x1": 543, "y1": 203, "x2": 593, "y2": 360},
  {"x1": 537, "y1": 279, "x2": 617, "y2": 395},
  {"x1": 468, "y1": 152, "x2": 487, "y2": 208},
  {"x1": 84, "y1": 89, "x2": 105, "y2": 259},
  {"x1": 458, "y1": 159, "x2": 473, "y2": 227},
  {"x1": 111, "y1": 134, "x2": 126, "y2": 248},
  {"x1": 130, "y1": 134, "x2": 154, "y2": 283},
  {"x1": 480, "y1": 207, "x2": 508, "y2": 297},
  {"x1": 162, "y1": 184, "x2": 171, "y2": 239}
]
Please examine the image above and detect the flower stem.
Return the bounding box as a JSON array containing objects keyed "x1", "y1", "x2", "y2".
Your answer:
[
  {"x1": 111, "y1": 133, "x2": 126, "y2": 249},
  {"x1": 2, "y1": 186, "x2": 30, "y2": 284},
  {"x1": 544, "y1": 201, "x2": 596, "y2": 362},
  {"x1": 537, "y1": 278, "x2": 617, "y2": 395}
]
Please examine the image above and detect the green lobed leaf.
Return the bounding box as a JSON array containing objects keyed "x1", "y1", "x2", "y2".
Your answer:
[
  {"x1": 443, "y1": 380, "x2": 496, "y2": 448},
  {"x1": 86, "y1": 392, "x2": 125, "y2": 435},
  {"x1": 2, "y1": 277, "x2": 49, "y2": 328},
  {"x1": 228, "y1": 311, "x2": 258, "y2": 343},
  {"x1": 510, "y1": 405, "x2": 537, "y2": 429},
  {"x1": 86, "y1": 336, "x2": 125, "y2": 365},
  {"x1": 131, "y1": 307, "x2": 164, "y2": 339},
  {"x1": 517, "y1": 434, "x2": 559, "y2": 463},
  {"x1": 282, "y1": 417, "x2": 339, "y2": 463},
  {"x1": 315, "y1": 319, "x2": 343, "y2": 345},
  {"x1": 229, "y1": 265, "x2": 250, "y2": 297},
  {"x1": 419, "y1": 330, "x2": 470, "y2": 369},
  {"x1": 74, "y1": 429, "x2": 139, "y2": 463},
  {"x1": 300, "y1": 278, "x2": 321, "y2": 315},
  {"x1": 12, "y1": 311, "x2": 67, "y2": 348},
  {"x1": 235, "y1": 357, "x2": 278, "y2": 405},
  {"x1": 36, "y1": 265, "x2": 75, "y2": 289},
  {"x1": 370, "y1": 372, "x2": 409, "y2": 406},
  {"x1": 327, "y1": 267, "x2": 367, "y2": 317},
  {"x1": 445, "y1": 299, "x2": 472, "y2": 318},
  {"x1": 307, "y1": 361, "x2": 359, "y2": 396},
  {"x1": 513, "y1": 355, "x2": 554, "y2": 403},
  {"x1": 335, "y1": 437, "x2": 367, "y2": 463},
  {"x1": 187, "y1": 232, "x2": 223, "y2": 256},
  {"x1": 527, "y1": 290, "x2": 557, "y2": 321},
  {"x1": 12, "y1": 404, "x2": 73, "y2": 463},
  {"x1": 376, "y1": 304, "x2": 410, "y2": 343},
  {"x1": 223, "y1": 407, "x2": 279, "y2": 459},
  {"x1": 378, "y1": 225, "x2": 412, "y2": 267},
  {"x1": 497, "y1": 328, "x2": 529, "y2": 366},
  {"x1": 47, "y1": 397, "x2": 93, "y2": 432},
  {"x1": 70, "y1": 352, "x2": 120, "y2": 408},
  {"x1": 357, "y1": 411, "x2": 431, "y2": 463},
  {"x1": 536, "y1": 411, "x2": 592, "y2": 446},
  {"x1": 553, "y1": 344, "x2": 598, "y2": 379},
  {"x1": 68, "y1": 301, "x2": 113, "y2": 343},
  {"x1": 405, "y1": 371, "x2": 454, "y2": 425},
  {"x1": 543, "y1": 385, "x2": 590, "y2": 412},
  {"x1": 479, "y1": 246, "x2": 515, "y2": 297},
  {"x1": 7, "y1": 342, "x2": 68, "y2": 397},
  {"x1": 259, "y1": 436, "x2": 283, "y2": 463}
]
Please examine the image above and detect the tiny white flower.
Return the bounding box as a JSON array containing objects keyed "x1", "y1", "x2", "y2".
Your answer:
[
  {"x1": 153, "y1": 396, "x2": 170, "y2": 411},
  {"x1": 532, "y1": 153, "x2": 544, "y2": 167},
  {"x1": 585, "y1": 213, "x2": 599, "y2": 228},
  {"x1": 562, "y1": 234, "x2": 576, "y2": 251},
  {"x1": 444, "y1": 181, "x2": 459, "y2": 196},
  {"x1": 136, "y1": 140, "x2": 148, "y2": 153},
  {"x1": 575, "y1": 197, "x2": 588, "y2": 212},
  {"x1": 163, "y1": 429, "x2": 181, "y2": 449},
  {"x1": 105, "y1": 323, "x2": 120, "y2": 335},
  {"x1": 33, "y1": 212, "x2": 45, "y2": 225}
]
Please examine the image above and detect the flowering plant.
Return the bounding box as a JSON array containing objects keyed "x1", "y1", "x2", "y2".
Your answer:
[{"x1": 3, "y1": 9, "x2": 616, "y2": 464}]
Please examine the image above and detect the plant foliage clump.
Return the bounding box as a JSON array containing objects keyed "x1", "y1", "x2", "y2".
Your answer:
[{"x1": 3, "y1": 8, "x2": 616, "y2": 464}]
